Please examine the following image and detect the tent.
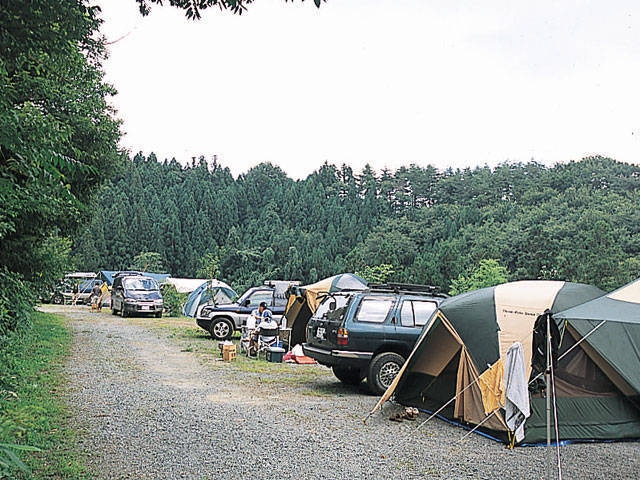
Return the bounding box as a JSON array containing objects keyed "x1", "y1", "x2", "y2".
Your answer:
[
  {"x1": 374, "y1": 280, "x2": 637, "y2": 444},
  {"x1": 98, "y1": 270, "x2": 171, "y2": 287},
  {"x1": 182, "y1": 280, "x2": 237, "y2": 317},
  {"x1": 284, "y1": 273, "x2": 368, "y2": 346},
  {"x1": 546, "y1": 278, "x2": 640, "y2": 442}
]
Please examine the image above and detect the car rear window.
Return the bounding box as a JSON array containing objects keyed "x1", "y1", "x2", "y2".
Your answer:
[
  {"x1": 313, "y1": 294, "x2": 350, "y2": 321},
  {"x1": 355, "y1": 297, "x2": 394, "y2": 323}
]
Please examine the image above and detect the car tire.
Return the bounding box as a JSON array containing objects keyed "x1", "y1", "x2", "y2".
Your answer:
[
  {"x1": 155, "y1": 312, "x2": 162, "y2": 318},
  {"x1": 52, "y1": 294, "x2": 63, "y2": 305},
  {"x1": 120, "y1": 307, "x2": 128, "y2": 318},
  {"x1": 333, "y1": 366, "x2": 364, "y2": 386},
  {"x1": 367, "y1": 352, "x2": 405, "y2": 396},
  {"x1": 210, "y1": 318, "x2": 233, "y2": 341}
]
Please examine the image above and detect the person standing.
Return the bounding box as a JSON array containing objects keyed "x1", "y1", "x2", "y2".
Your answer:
[{"x1": 90, "y1": 282, "x2": 103, "y2": 311}]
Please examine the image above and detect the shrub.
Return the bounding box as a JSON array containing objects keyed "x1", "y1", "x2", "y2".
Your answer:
[
  {"x1": 160, "y1": 284, "x2": 188, "y2": 317},
  {"x1": 0, "y1": 268, "x2": 34, "y2": 341}
]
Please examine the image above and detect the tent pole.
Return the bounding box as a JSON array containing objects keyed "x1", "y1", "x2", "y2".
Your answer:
[{"x1": 546, "y1": 312, "x2": 552, "y2": 479}]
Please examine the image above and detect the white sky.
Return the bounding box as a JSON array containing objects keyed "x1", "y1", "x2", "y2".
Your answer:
[{"x1": 98, "y1": 0, "x2": 640, "y2": 180}]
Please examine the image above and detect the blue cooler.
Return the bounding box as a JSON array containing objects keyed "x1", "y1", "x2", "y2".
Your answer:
[{"x1": 266, "y1": 346, "x2": 285, "y2": 363}]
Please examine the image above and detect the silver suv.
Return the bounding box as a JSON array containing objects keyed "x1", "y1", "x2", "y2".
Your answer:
[{"x1": 196, "y1": 280, "x2": 299, "y2": 340}]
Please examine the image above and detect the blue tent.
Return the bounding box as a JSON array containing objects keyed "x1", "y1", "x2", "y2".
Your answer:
[
  {"x1": 182, "y1": 280, "x2": 237, "y2": 317},
  {"x1": 98, "y1": 270, "x2": 171, "y2": 286}
]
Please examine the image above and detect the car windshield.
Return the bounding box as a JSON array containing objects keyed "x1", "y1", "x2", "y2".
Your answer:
[{"x1": 124, "y1": 277, "x2": 159, "y2": 291}]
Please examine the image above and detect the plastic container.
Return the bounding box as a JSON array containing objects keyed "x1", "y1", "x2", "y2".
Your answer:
[{"x1": 266, "y1": 346, "x2": 285, "y2": 363}]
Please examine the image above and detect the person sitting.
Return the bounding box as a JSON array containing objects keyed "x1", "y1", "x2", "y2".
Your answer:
[
  {"x1": 250, "y1": 301, "x2": 268, "y2": 327},
  {"x1": 248, "y1": 309, "x2": 278, "y2": 357}
]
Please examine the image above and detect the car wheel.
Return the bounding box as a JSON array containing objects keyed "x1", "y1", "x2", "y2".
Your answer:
[
  {"x1": 120, "y1": 307, "x2": 128, "y2": 318},
  {"x1": 155, "y1": 312, "x2": 162, "y2": 318},
  {"x1": 52, "y1": 294, "x2": 63, "y2": 305},
  {"x1": 333, "y1": 366, "x2": 364, "y2": 386},
  {"x1": 367, "y1": 352, "x2": 405, "y2": 396},
  {"x1": 210, "y1": 318, "x2": 233, "y2": 341}
]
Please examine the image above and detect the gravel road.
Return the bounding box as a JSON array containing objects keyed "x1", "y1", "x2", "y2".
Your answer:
[{"x1": 46, "y1": 305, "x2": 639, "y2": 480}]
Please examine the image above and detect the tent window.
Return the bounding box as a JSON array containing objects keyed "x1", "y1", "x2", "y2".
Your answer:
[
  {"x1": 355, "y1": 298, "x2": 394, "y2": 323},
  {"x1": 556, "y1": 334, "x2": 618, "y2": 396}
]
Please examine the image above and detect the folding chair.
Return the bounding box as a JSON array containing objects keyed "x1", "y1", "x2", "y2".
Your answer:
[{"x1": 255, "y1": 327, "x2": 280, "y2": 359}]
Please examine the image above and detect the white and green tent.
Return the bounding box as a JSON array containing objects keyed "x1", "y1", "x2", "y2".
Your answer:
[{"x1": 376, "y1": 280, "x2": 640, "y2": 444}]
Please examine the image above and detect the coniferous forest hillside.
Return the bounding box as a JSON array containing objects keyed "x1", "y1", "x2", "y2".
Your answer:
[{"x1": 74, "y1": 154, "x2": 640, "y2": 293}]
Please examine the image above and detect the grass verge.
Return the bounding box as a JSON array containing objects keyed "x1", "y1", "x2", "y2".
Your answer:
[{"x1": 0, "y1": 310, "x2": 89, "y2": 479}]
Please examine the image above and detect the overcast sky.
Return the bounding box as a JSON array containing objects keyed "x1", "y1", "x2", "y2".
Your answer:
[{"x1": 98, "y1": 0, "x2": 640, "y2": 179}]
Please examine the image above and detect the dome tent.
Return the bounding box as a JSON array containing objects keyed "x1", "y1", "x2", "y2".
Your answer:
[
  {"x1": 284, "y1": 273, "x2": 368, "y2": 346},
  {"x1": 372, "y1": 280, "x2": 638, "y2": 445},
  {"x1": 182, "y1": 280, "x2": 237, "y2": 318}
]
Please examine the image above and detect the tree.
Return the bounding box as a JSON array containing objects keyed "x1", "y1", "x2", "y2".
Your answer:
[
  {"x1": 356, "y1": 264, "x2": 394, "y2": 284},
  {"x1": 0, "y1": 1, "x2": 123, "y2": 332},
  {"x1": 131, "y1": 252, "x2": 166, "y2": 273},
  {"x1": 449, "y1": 259, "x2": 509, "y2": 296},
  {"x1": 135, "y1": 0, "x2": 324, "y2": 19},
  {"x1": 197, "y1": 251, "x2": 222, "y2": 279}
]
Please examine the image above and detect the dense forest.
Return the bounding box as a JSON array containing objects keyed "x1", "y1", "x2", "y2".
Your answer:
[{"x1": 73, "y1": 154, "x2": 640, "y2": 294}]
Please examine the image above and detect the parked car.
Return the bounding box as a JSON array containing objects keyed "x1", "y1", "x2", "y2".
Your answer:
[
  {"x1": 196, "y1": 280, "x2": 299, "y2": 341},
  {"x1": 43, "y1": 273, "x2": 101, "y2": 305},
  {"x1": 110, "y1": 272, "x2": 163, "y2": 318},
  {"x1": 303, "y1": 283, "x2": 448, "y2": 395}
]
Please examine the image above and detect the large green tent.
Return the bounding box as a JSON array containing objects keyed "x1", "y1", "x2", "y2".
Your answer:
[
  {"x1": 545, "y1": 278, "x2": 640, "y2": 442},
  {"x1": 284, "y1": 273, "x2": 368, "y2": 346},
  {"x1": 374, "y1": 280, "x2": 639, "y2": 444}
]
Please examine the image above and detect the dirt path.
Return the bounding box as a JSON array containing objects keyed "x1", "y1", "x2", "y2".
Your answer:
[{"x1": 44, "y1": 305, "x2": 640, "y2": 480}]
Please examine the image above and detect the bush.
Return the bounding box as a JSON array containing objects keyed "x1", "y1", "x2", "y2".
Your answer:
[
  {"x1": 0, "y1": 268, "x2": 34, "y2": 341},
  {"x1": 160, "y1": 284, "x2": 188, "y2": 317}
]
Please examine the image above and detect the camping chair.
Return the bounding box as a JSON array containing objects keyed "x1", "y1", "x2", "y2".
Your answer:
[
  {"x1": 240, "y1": 315, "x2": 257, "y2": 356},
  {"x1": 255, "y1": 327, "x2": 280, "y2": 359}
]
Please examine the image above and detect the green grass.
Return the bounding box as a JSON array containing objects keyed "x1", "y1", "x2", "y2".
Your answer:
[{"x1": 0, "y1": 311, "x2": 89, "y2": 479}]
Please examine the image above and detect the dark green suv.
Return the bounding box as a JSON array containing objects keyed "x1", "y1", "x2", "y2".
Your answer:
[{"x1": 303, "y1": 284, "x2": 447, "y2": 395}]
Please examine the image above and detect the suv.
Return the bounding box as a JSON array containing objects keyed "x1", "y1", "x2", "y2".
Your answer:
[
  {"x1": 111, "y1": 272, "x2": 163, "y2": 318},
  {"x1": 303, "y1": 284, "x2": 447, "y2": 395},
  {"x1": 196, "y1": 280, "x2": 299, "y2": 341}
]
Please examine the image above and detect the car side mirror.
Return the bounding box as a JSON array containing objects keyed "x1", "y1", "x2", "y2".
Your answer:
[
  {"x1": 329, "y1": 300, "x2": 336, "y2": 311},
  {"x1": 243, "y1": 299, "x2": 250, "y2": 306},
  {"x1": 391, "y1": 316, "x2": 397, "y2": 324}
]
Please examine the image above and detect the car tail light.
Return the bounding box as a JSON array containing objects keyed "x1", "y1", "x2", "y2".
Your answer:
[{"x1": 337, "y1": 327, "x2": 349, "y2": 346}]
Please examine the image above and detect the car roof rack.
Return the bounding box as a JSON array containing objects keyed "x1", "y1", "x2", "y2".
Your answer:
[
  {"x1": 113, "y1": 270, "x2": 143, "y2": 278},
  {"x1": 368, "y1": 283, "x2": 447, "y2": 296}
]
